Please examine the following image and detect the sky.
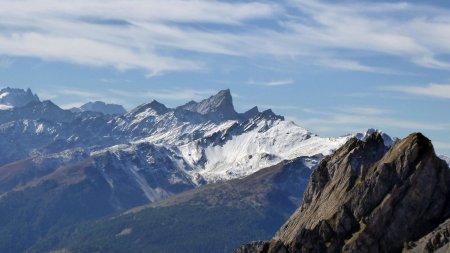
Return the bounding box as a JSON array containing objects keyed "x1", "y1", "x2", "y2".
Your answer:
[{"x1": 0, "y1": 0, "x2": 449, "y2": 155}]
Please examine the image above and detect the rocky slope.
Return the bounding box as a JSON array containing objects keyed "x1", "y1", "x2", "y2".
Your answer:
[{"x1": 236, "y1": 132, "x2": 450, "y2": 253}]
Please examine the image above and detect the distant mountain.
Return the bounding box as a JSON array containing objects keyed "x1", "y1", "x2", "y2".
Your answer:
[
  {"x1": 235, "y1": 132, "x2": 450, "y2": 253},
  {"x1": 0, "y1": 87, "x2": 39, "y2": 109},
  {"x1": 71, "y1": 101, "x2": 127, "y2": 115}
]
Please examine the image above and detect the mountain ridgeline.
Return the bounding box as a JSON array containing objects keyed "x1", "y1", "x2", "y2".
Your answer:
[
  {"x1": 0, "y1": 87, "x2": 356, "y2": 252},
  {"x1": 235, "y1": 133, "x2": 450, "y2": 253},
  {"x1": 0, "y1": 87, "x2": 447, "y2": 253}
]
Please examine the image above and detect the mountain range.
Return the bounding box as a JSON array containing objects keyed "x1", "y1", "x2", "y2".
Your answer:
[{"x1": 0, "y1": 87, "x2": 448, "y2": 252}]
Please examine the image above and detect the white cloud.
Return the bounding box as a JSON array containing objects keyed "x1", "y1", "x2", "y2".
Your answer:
[
  {"x1": 287, "y1": 104, "x2": 449, "y2": 135},
  {"x1": 247, "y1": 79, "x2": 294, "y2": 87},
  {"x1": 383, "y1": 83, "x2": 450, "y2": 99},
  {"x1": 107, "y1": 87, "x2": 220, "y2": 102},
  {"x1": 0, "y1": 0, "x2": 278, "y2": 75},
  {"x1": 37, "y1": 87, "x2": 129, "y2": 108},
  {"x1": 413, "y1": 56, "x2": 450, "y2": 70},
  {"x1": 336, "y1": 107, "x2": 392, "y2": 116},
  {"x1": 315, "y1": 58, "x2": 397, "y2": 74},
  {"x1": 258, "y1": 104, "x2": 298, "y2": 110},
  {"x1": 143, "y1": 89, "x2": 218, "y2": 101},
  {"x1": 1, "y1": 0, "x2": 450, "y2": 75},
  {"x1": 433, "y1": 141, "x2": 450, "y2": 150},
  {"x1": 296, "y1": 114, "x2": 448, "y2": 132}
]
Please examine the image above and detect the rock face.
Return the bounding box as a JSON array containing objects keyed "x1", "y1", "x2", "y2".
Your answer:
[{"x1": 237, "y1": 132, "x2": 450, "y2": 253}]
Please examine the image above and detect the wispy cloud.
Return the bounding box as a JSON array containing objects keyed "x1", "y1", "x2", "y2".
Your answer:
[
  {"x1": 295, "y1": 113, "x2": 449, "y2": 132},
  {"x1": 433, "y1": 141, "x2": 450, "y2": 150},
  {"x1": 315, "y1": 58, "x2": 397, "y2": 74},
  {"x1": 0, "y1": 0, "x2": 278, "y2": 75},
  {"x1": 258, "y1": 104, "x2": 298, "y2": 110},
  {"x1": 37, "y1": 87, "x2": 128, "y2": 109},
  {"x1": 99, "y1": 78, "x2": 131, "y2": 84},
  {"x1": 143, "y1": 89, "x2": 217, "y2": 101},
  {"x1": 335, "y1": 107, "x2": 392, "y2": 116},
  {"x1": 287, "y1": 105, "x2": 449, "y2": 134},
  {"x1": 383, "y1": 83, "x2": 450, "y2": 99},
  {"x1": 40, "y1": 87, "x2": 223, "y2": 109},
  {"x1": 247, "y1": 79, "x2": 294, "y2": 87},
  {"x1": 1, "y1": 0, "x2": 450, "y2": 75}
]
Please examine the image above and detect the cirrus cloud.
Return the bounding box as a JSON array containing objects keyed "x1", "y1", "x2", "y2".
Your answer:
[{"x1": 1, "y1": 0, "x2": 450, "y2": 75}]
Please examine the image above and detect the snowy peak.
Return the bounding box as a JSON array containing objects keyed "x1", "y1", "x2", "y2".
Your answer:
[
  {"x1": 179, "y1": 89, "x2": 238, "y2": 120},
  {"x1": 0, "y1": 87, "x2": 39, "y2": 109},
  {"x1": 73, "y1": 101, "x2": 127, "y2": 115}
]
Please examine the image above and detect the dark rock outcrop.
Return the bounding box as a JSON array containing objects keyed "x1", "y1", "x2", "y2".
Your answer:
[{"x1": 236, "y1": 132, "x2": 450, "y2": 253}]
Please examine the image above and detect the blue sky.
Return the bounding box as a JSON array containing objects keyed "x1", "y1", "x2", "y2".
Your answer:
[{"x1": 0, "y1": 0, "x2": 449, "y2": 155}]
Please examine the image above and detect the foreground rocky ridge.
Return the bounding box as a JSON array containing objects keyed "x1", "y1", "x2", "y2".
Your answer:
[{"x1": 236, "y1": 132, "x2": 450, "y2": 253}]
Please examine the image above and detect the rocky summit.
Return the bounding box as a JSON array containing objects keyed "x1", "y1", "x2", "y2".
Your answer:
[{"x1": 235, "y1": 132, "x2": 450, "y2": 253}]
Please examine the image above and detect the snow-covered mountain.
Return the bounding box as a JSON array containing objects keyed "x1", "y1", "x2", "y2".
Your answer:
[
  {"x1": 0, "y1": 87, "x2": 39, "y2": 110},
  {"x1": 0, "y1": 88, "x2": 390, "y2": 205},
  {"x1": 71, "y1": 101, "x2": 127, "y2": 115}
]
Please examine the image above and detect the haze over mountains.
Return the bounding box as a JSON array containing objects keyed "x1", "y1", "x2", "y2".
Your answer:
[{"x1": 0, "y1": 87, "x2": 448, "y2": 252}]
